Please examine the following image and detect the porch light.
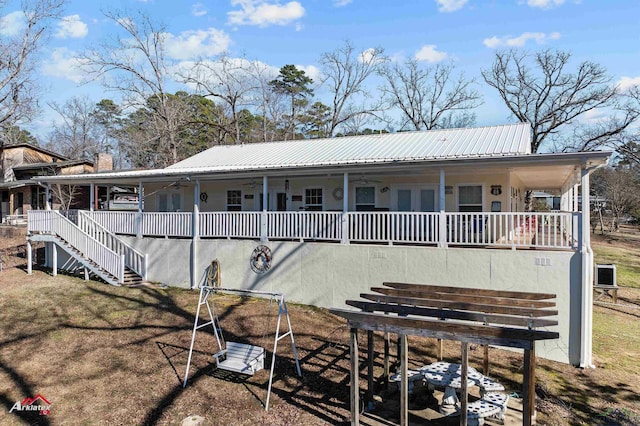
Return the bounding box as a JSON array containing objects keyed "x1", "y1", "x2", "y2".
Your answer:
[{"x1": 285, "y1": 179, "x2": 290, "y2": 191}]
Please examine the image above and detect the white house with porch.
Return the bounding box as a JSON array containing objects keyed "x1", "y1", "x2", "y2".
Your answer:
[{"x1": 26, "y1": 123, "x2": 609, "y2": 367}]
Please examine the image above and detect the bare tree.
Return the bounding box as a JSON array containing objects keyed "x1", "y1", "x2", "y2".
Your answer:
[
  {"x1": 46, "y1": 96, "x2": 100, "y2": 160},
  {"x1": 80, "y1": 10, "x2": 188, "y2": 166},
  {"x1": 0, "y1": 0, "x2": 64, "y2": 130},
  {"x1": 320, "y1": 42, "x2": 387, "y2": 136},
  {"x1": 50, "y1": 183, "x2": 80, "y2": 210},
  {"x1": 247, "y1": 59, "x2": 285, "y2": 142},
  {"x1": 379, "y1": 59, "x2": 481, "y2": 130},
  {"x1": 482, "y1": 49, "x2": 624, "y2": 153},
  {"x1": 591, "y1": 166, "x2": 640, "y2": 232},
  {"x1": 180, "y1": 54, "x2": 257, "y2": 144}
]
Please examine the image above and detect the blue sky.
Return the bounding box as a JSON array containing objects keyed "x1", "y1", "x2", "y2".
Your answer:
[{"x1": 2, "y1": 0, "x2": 639, "y2": 138}]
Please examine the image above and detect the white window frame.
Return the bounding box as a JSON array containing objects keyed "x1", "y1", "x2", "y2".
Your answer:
[
  {"x1": 303, "y1": 186, "x2": 324, "y2": 211},
  {"x1": 226, "y1": 189, "x2": 243, "y2": 211},
  {"x1": 456, "y1": 183, "x2": 485, "y2": 212},
  {"x1": 157, "y1": 190, "x2": 183, "y2": 212}
]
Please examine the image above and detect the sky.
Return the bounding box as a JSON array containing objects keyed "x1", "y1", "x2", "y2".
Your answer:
[{"x1": 2, "y1": 0, "x2": 639, "y2": 139}]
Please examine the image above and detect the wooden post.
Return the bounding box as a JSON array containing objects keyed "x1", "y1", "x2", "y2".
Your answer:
[
  {"x1": 437, "y1": 339, "x2": 443, "y2": 361},
  {"x1": 483, "y1": 345, "x2": 489, "y2": 376},
  {"x1": 367, "y1": 330, "x2": 374, "y2": 409},
  {"x1": 523, "y1": 344, "x2": 536, "y2": 426},
  {"x1": 460, "y1": 341, "x2": 469, "y2": 426},
  {"x1": 350, "y1": 328, "x2": 360, "y2": 426},
  {"x1": 383, "y1": 332, "x2": 389, "y2": 387},
  {"x1": 400, "y1": 334, "x2": 408, "y2": 426}
]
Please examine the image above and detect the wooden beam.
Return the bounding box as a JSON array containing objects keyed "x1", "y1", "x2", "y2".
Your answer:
[
  {"x1": 367, "y1": 330, "x2": 374, "y2": 409},
  {"x1": 383, "y1": 282, "x2": 556, "y2": 300},
  {"x1": 383, "y1": 332, "x2": 389, "y2": 387},
  {"x1": 460, "y1": 342, "x2": 469, "y2": 426},
  {"x1": 350, "y1": 328, "x2": 359, "y2": 426},
  {"x1": 400, "y1": 334, "x2": 408, "y2": 426},
  {"x1": 346, "y1": 300, "x2": 558, "y2": 328},
  {"x1": 483, "y1": 345, "x2": 489, "y2": 376},
  {"x1": 359, "y1": 293, "x2": 558, "y2": 318},
  {"x1": 371, "y1": 287, "x2": 556, "y2": 309}
]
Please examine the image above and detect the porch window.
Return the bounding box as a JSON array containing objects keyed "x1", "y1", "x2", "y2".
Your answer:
[
  {"x1": 355, "y1": 187, "x2": 375, "y2": 211},
  {"x1": 304, "y1": 188, "x2": 323, "y2": 211},
  {"x1": 458, "y1": 185, "x2": 483, "y2": 212},
  {"x1": 158, "y1": 192, "x2": 182, "y2": 212},
  {"x1": 227, "y1": 190, "x2": 242, "y2": 211}
]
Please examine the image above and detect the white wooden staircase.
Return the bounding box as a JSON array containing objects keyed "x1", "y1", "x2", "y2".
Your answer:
[{"x1": 27, "y1": 210, "x2": 147, "y2": 286}]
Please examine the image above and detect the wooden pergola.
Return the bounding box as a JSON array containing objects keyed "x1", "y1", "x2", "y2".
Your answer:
[{"x1": 330, "y1": 283, "x2": 560, "y2": 426}]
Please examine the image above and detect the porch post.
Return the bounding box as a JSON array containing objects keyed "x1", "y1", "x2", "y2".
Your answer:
[
  {"x1": 89, "y1": 183, "x2": 95, "y2": 212},
  {"x1": 439, "y1": 169, "x2": 447, "y2": 248},
  {"x1": 191, "y1": 180, "x2": 200, "y2": 289},
  {"x1": 45, "y1": 184, "x2": 51, "y2": 210},
  {"x1": 137, "y1": 181, "x2": 143, "y2": 238},
  {"x1": 26, "y1": 240, "x2": 32, "y2": 274},
  {"x1": 52, "y1": 243, "x2": 57, "y2": 277},
  {"x1": 261, "y1": 176, "x2": 268, "y2": 242},
  {"x1": 342, "y1": 172, "x2": 349, "y2": 244},
  {"x1": 506, "y1": 170, "x2": 512, "y2": 212},
  {"x1": 580, "y1": 165, "x2": 594, "y2": 368},
  {"x1": 573, "y1": 183, "x2": 579, "y2": 212}
]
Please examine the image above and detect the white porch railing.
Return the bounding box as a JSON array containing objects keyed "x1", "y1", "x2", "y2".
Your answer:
[
  {"x1": 78, "y1": 211, "x2": 147, "y2": 279},
  {"x1": 28, "y1": 210, "x2": 124, "y2": 281},
  {"x1": 201, "y1": 212, "x2": 261, "y2": 238},
  {"x1": 60, "y1": 210, "x2": 580, "y2": 250},
  {"x1": 268, "y1": 212, "x2": 342, "y2": 241}
]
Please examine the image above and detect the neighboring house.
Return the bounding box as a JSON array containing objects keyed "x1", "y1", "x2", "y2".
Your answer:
[
  {"x1": 0, "y1": 143, "x2": 97, "y2": 221},
  {"x1": 26, "y1": 123, "x2": 610, "y2": 368}
]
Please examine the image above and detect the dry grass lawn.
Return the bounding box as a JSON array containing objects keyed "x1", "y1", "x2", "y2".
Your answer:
[{"x1": 1, "y1": 225, "x2": 639, "y2": 425}]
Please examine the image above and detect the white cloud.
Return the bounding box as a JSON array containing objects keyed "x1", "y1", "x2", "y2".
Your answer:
[
  {"x1": 163, "y1": 28, "x2": 231, "y2": 60},
  {"x1": 435, "y1": 0, "x2": 467, "y2": 12},
  {"x1": 191, "y1": 3, "x2": 208, "y2": 17},
  {"x1": 618, "y1": 76, "x2": 640, "y2": 92},
  {"x1": 483, "y1": 31, "x2": 561, "y2": 48},
  {"x1": 228, "y1": 0, "x2": 305, "y2": 27},
  {"x1": 527, "y1": 0, "x2": 565, "y2": 9},
  {"x1": 414, "y1": 45, "x2": 448, "y2": 63},
  {"x1": 0, "y1": 11, "x2": 25, "y2": 36},
  {"x1": 333, "y1": 0, "x2": 352, "y2": 6},
  {"x1": 296, "y1": 64, "x2": 320, "y2": 82},
  {"x1": 42, "y1": 47, "x2": 90, "y2": 84},
  {"x1": 56, "y1": 15, "x2": 88, "y2": 39}
]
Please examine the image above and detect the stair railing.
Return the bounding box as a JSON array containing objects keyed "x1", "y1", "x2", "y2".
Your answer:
[{"x1": 78, "y1": 210, "x2": 147, "y2": 280}]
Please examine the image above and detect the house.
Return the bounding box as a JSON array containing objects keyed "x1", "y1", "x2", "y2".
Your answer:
[
  {"x1": 0, "y1": 143, "x2": 112, "y2": 221},
  {"x1": 25, "y1": 123, "x2": 610, "y2": 368}
]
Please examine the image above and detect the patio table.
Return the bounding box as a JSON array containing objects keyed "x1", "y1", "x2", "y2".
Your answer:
[{"x1": 421, "y1": 362, "x2": 484, "y2": 415}]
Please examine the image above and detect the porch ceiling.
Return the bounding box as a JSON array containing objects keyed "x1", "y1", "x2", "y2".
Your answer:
[{"x1": 511, "y1": 163, "x2": 578, "y2": 190}]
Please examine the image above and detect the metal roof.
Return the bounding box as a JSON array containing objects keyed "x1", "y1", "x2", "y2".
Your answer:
[{"x1": 167, "y1": 123, "x2": 532, "y2": 171}]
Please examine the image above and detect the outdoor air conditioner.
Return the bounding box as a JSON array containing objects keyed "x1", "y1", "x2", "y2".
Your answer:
[{"x1": 595, "y1": 264, "x2": 616, "y2": 287}]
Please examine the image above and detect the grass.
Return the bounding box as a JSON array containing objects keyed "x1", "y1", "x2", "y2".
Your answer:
[{"x1": 592, "y1": 225, "x2": 640, "y2": 289}]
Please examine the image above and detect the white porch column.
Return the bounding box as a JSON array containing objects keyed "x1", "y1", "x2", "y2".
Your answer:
[
  {"x1": 439, "y1": 169, "x2": 447, "y2": 248},
  {"x1": 573, "y1": 183, "x2": 579, "y2": 212},
  {"x1": 261, "y1": 176, "x2": 268, "y2": 242},
  {"x1": 580, "y1": 165, "x2": 594, "y2": 368},
  {"x1": 89, "y1": 183, "x2": 95, "y2": 211},
  {"x1": 506, "y1": 170, "x2": 512, "y2": 212},
  {"x1": 45, "y1": 184, "x2": 51, "y2": 210},
  {"x1": 137, "y1": 182, "x2": 143, "y2": 238},
  {"x1": 52, "y1": 243, "x2": 57, "y2": 277},
  {"x1": 341, "y1": 172, "x2": 349, "y2": 244},
  {"x1": 191, "y1": 180, "x2": 200, "y2": 289}
]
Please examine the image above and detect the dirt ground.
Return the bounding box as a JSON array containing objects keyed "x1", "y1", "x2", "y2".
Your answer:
[{"x1": 1, "y1": 226, "x2": 639, "y2": 425}]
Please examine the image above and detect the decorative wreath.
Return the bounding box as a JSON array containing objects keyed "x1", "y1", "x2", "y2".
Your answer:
[
  {"x1": 332, "y1": 187, "x2": 344, "y2": 201},
  {"x1": 199, "y1": 192, "x2": 208, "y2": 202},
  {"x1": 250, "y1": 245, "x2": 272, "y2": 274}
]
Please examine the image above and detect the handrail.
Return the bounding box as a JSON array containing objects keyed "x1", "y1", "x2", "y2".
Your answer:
[
  {"x1": 28, "y1": 210, "x2": 124, "y2": 282},
  {"x1": 79, "y1": 211, "x2": 147, "y2": 279}
]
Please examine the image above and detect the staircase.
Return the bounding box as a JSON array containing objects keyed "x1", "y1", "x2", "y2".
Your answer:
[{"x1": 27, "y1": 210, "x2": 147, "y2": 286}]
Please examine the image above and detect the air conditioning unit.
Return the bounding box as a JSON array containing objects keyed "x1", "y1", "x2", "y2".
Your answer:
[{"x1": 595, "y1": 264, "x2": 616, "y2": 287}]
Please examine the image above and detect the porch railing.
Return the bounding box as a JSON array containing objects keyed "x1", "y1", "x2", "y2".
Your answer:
[
  {"x1": 77, "y1": 210, "x2": 579, "y2": 250},
  {"x1": 28, "y1": 210, "x2": 124, "y2": 282}
]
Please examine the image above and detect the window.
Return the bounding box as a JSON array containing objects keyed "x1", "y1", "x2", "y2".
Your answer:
[
  {"x1": 158, "y1": 192, "x2": 182, "y2": 212},
  {"x1": 227, "y1": 190, "x2": 242, "y2": 211},
  {"x1": 304, "y1": 188, "x2": 323, "y2": 211},
  {"x1": 458, "y1": 185, "x2": 483, "y2": 212},
  {"x1": 355, "y1": 186, "x2": 375, "y2": 211}
]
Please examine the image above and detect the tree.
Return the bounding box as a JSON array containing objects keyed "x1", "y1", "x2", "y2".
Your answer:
[
  {"x1": 0, "y1": 125, "x2": 39, "y2": 145},
  {"x1": 91, "y1": 99, "x2": 123, "y2": 167},
  {"x1": 300, "y1": 101, "x2": 331, "y2": 138},
  {"x1": 319, "y1": 42, "x2": 387, "y2": 136},
  {"x1": 247, "y1": 60, "x2": 286, "y2": 142},
  {"x1": 80, "y1": 10, "x2": 186, "y2": 166},
  {"x1": 380, "y1": 59, "x2": 481, "y2": 130},
  {"x1": 46, "y1": 96, "x2": 100, "y2": 160},
  {"x1": 0, "y1": 0, "x2": 65, "y2": 131},
  {"x1": 482, "y1": 49, "x2": 626, "y2": 153},
  {"x1": 591, "y1": 166, "x2": 640, "y2": 232},
  {"x1": 269, "y1": 65, "x2": 313, "y2": 140}
]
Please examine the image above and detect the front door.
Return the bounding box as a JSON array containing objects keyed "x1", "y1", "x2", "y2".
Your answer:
[
  {"x1": 276, "y1": 192, "x2": 287, "y2": 211},
  {"x1": 395, "y1": 187, "x2": 437, "y2": 212}
]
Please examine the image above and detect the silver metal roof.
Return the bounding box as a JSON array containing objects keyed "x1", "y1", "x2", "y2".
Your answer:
[{"x1": 168, "y1": 123, "x2": 532, "y2": 171}]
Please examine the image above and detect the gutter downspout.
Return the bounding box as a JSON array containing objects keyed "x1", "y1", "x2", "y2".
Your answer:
[{"x1": 580, "y1": 163, "x2": 595, "y2": 368}]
